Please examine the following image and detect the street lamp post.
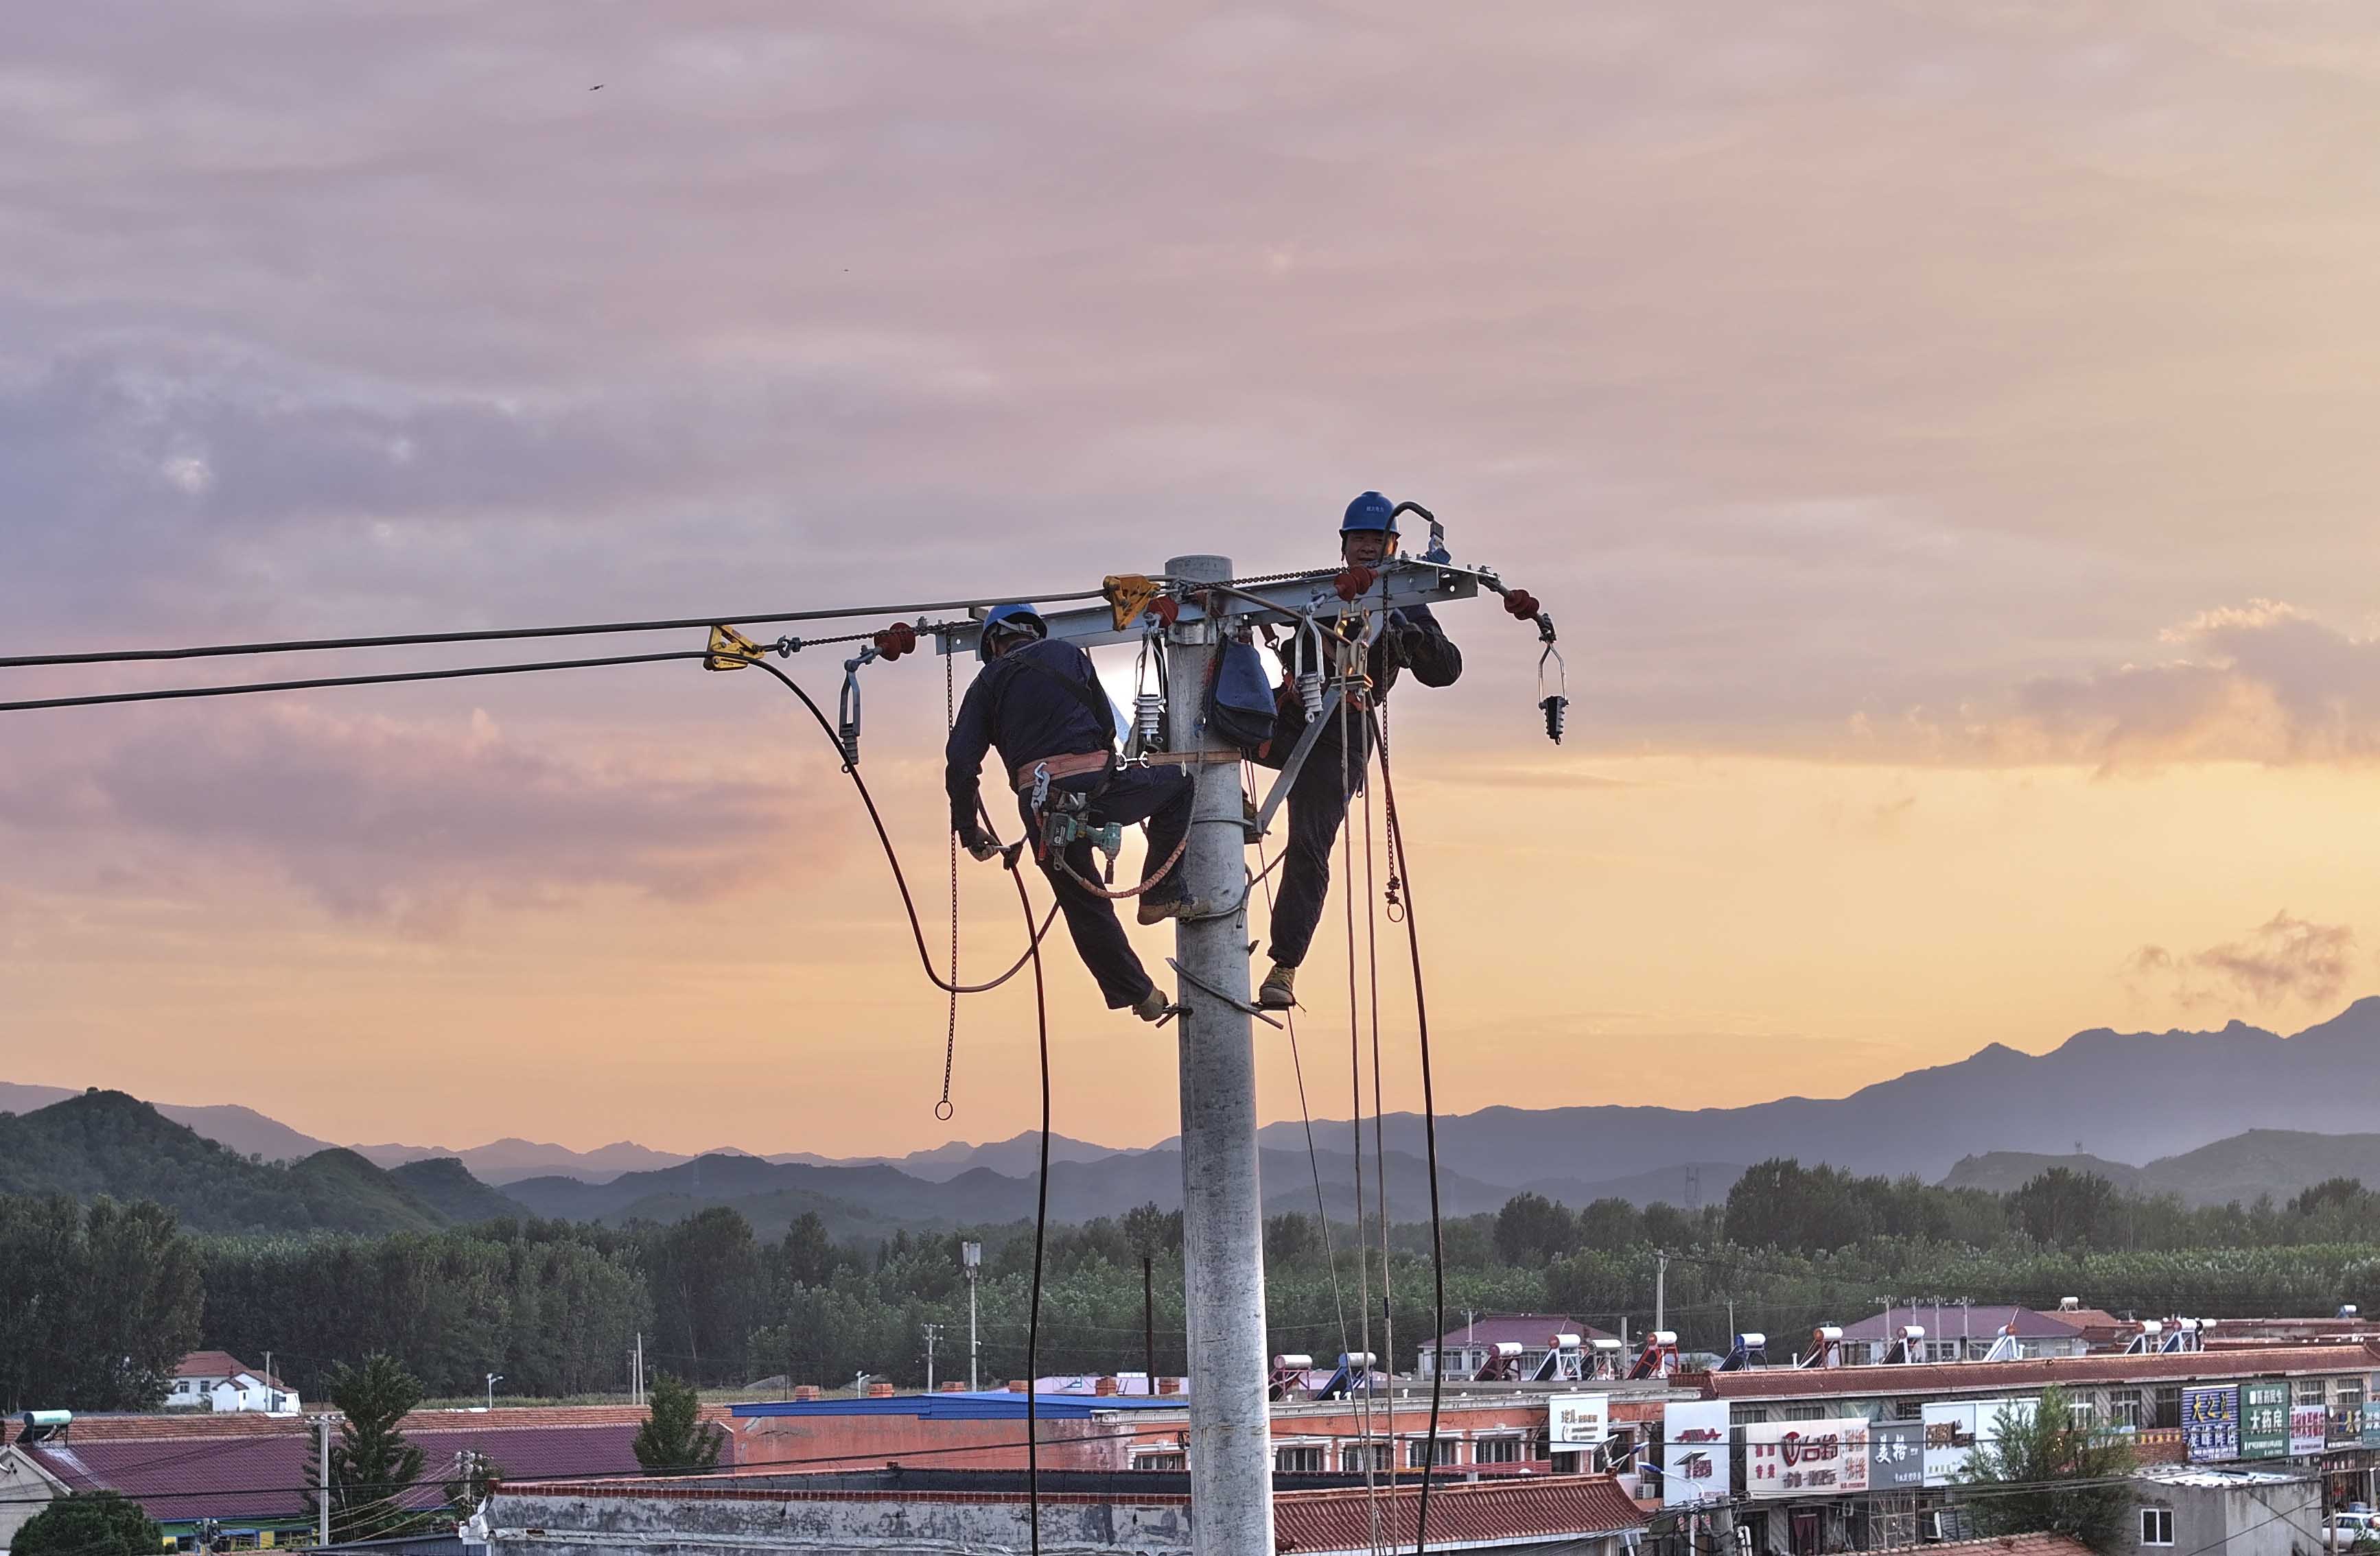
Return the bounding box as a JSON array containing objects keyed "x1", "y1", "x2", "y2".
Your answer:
[
  {"x1": 961, "y1": 1241, "x2": 983, "y2": 1391},
  {"x1": 485, "y1": 1374, "x2": 502, "y2": 1411}
]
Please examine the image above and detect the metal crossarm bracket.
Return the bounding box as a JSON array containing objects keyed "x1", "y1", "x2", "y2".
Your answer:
[
  {"x1": 1251, "y1": 676, "x2": 1360, "y2": 836},
  {"x1": 935, "y1": 558, "x2": 1483, "y2": 656}
]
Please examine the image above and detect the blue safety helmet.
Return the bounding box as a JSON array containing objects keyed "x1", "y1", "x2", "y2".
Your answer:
[
  {"x1": 1341, "y1": 491, "x2": 1399, "y2": 537},
  {"x1": 979, "y1": 602, "x2": 1047, "y2": 661}
]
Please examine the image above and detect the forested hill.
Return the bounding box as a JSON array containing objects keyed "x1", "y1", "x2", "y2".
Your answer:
[{"x1": 0, "y1": 1090, "x2": 525, "y2": 1234}]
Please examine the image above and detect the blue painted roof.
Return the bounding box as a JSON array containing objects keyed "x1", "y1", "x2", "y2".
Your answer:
[{"x1": 732, "y1": 1391, "x2": 1183, "y2": 1422}]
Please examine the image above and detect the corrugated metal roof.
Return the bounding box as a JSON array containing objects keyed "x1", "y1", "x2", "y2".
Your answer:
[{"x1": 731, "y1": 1391, "x2": 1182, "y2": 1422}]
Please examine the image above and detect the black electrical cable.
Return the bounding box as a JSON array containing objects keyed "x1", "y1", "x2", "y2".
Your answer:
[
  {"x1": 0, "y1": 649, "x2": 714, "y2": 712},
  {"x1": 1370, "y1": 709, "x2": 1445, "y2": 1556},
  {"x1": 733, "y1": 656, "x2": 1060, "y2": 996},
  {"x1": 740, "y1": 646, "x2": 1051, "y2": 1553},
  {"x1": 1012, "y1": 853, "x2": 1051, "y2": 1556},
  {"x1": 0, "y1": 589, "x2": 1115, "y2": 670}
]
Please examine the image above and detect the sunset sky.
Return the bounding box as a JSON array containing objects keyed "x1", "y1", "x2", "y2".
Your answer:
[{"x1": 8, "y1": 2, "x2": 2380, "y2": 1159}]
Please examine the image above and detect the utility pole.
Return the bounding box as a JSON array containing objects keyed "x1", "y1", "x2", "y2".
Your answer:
[
  {"x1": 1655, "y1": 1250, "x2": 1668, "y2": 1335},
  {"x1": 1167, "y1": 552, "x2": 1274, "y2": 1556},
  {"x1": 316, "y1": 1413, "x2": 331, "y2": 1548},
  {"x1": 923, "y1": 1323, "x2": 941, "y2": 1392},
  {"x1": 1143, "y1": 1254, "x2": 1158, "y2": 1389},
  {"x1": 962, "y1": 1241, "x2": 982, "y2": 1391}
]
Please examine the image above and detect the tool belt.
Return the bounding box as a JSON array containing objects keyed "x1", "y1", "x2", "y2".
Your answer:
[{"x1": 1012, "y1": 751, "x2": 1113, "y2": 794}]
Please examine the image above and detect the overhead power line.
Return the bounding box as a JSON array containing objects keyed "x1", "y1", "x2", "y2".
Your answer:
[
  {"x1": 0, "y1": 588, "x2": 1117, "y2": 672},
  {"x1": 0, "y1": 649, "x2": 714, "y2": 713}
]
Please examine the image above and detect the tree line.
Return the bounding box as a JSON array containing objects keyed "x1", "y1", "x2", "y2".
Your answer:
[{"x1": 15, "y1": 1157, "x2": 2380, "y2": 1411}]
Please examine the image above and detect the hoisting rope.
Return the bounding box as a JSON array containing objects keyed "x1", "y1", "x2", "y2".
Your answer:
[
  {"x1": 1371, "y1": 710, "x2": 1447, "y2": 1556},
  {"x1": 939, "y1": 652, "x2": 962, "y2": 1122},
  {"x1": 1334, "y1": 671, "x2": 1385, "y2": 1556},
  {"x1": 1361, "y1": 763, "x2": 1397, "y2": 1508},
  {"x1": 1245, "y1": 762, "x2": 1355, "y2": 1404},
  {"x1": 1043, "y1": 832, "x2": 1189, "y2": 901}
]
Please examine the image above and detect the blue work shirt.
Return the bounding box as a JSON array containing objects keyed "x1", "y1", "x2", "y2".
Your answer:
[{"x1": 945, "y1": 637, "x2": 1116, "y2": 834}]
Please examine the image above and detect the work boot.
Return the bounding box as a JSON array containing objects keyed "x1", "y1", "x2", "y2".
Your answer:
[
  {"x1": 1136, "y1": 893, "x2": 1187, "y2": 926},
  {"x1": 1132, "y1": 987, "x2": 1170, "y2": 1023},
  {"x1": 1257, "y1": 963, "x2": 1298, "y2": 1009}
]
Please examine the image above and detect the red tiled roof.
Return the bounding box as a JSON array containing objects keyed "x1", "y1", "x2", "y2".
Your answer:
[
  {"x1": 1874, "y1": 1534, "x2": 2093, "y2": 1556},
  {"x1": 173, "y1": 1352, "x2": 253, "y2": 1380},
  {"x1": 25, "y1": 1410, "x2": 713, "y2": 1523},
  {"x1": 1274, "y1": 1476, "x2": 1646, "y2": 1554},
  {"x1": 1426, "y1": 1315, "x2": 1618, "y2": 1349},
  {"x1": 1701, "y1": 1342, "x2": 2380, "y2": 1398},
  {"x1": 54, "y1": 1403, "x2": 723, "y2": 1444}
]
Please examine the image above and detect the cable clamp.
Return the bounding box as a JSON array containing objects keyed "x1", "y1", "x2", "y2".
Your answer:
[
  {"x1": 703, "y1": 624, "x2": 764, "y2": 671},
  {"x1": 1104, "y1": 574, "x2": 1174, "y2": 631}
]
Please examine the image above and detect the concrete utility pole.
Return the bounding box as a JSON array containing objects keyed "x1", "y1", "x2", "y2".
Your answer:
[
  {"x1": 962, "y1": 1241, "x2": 982, "y2": 1391},
  {"x1": 923, "y1": 1323, "x2": 941, "y2": 1392},
  {"x1": 1655, "y1": 1250, "x2": 1668, "y2": 1335},
  {"x1": 1166, "y1": 552, "x2": 1274, "y2": 1556},
  {"x1": 316, "y1": 1414, "x2": 331, "y2": 1548}
]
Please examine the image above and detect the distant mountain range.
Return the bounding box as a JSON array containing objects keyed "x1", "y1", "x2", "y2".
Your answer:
[
  {"x1": 0, "y1": 1089, "x2": 529, "y2": 1235},
  {"x1": 1226, "y1": 996, "x2": 2380, "y2": 1187},
  {"x1": 14, "y1": 999, "x2": 2380, "y2": 1231},
  {"x1": 1944, "y1": 1129, "x2": 2380, "y2": 1207}
]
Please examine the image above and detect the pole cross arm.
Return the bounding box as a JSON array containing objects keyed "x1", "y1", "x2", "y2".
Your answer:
[{"x1": 933, "y1": 559, "x2": 1486, "y2": 656}]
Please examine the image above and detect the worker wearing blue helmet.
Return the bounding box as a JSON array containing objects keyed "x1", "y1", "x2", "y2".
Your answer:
[
  {"x1": 946, "y1": 603, "x2": 1194, "y2": 1022},
  {"x1": 1255, "y1": 493, "x2": 1462, "y2": 1009}
]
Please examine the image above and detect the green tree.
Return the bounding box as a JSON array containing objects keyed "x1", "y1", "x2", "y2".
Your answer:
[
  {"x1": 773, "y1": 1214, "x2": 839, "y2": 1289},
  {"x1": 305, "y1": 1353, "x2": 428, "y2": 1541},
  {"x1": 12, "y1": 1491, "x2": 165, "y2": 1556},
  {"x1": 1493, "y1": 1193, "x2": 1574, "y2": 1265},
  {"x1": 1264, "y1": 1213, "x2": 1320, "y2": 1262},
  {"x1": 2007, "y1": 1170, "x2": 2121, "y2": 1249},
  {"x1": 632, "y1": 1373, "x2": 725, "y2": 1474},
  {"x1": 646, "y1": 1208, "x2": 762, "y2": 1384},
  {"x1": 1576, "y1": 1198, "x2": 1642, "y2": 1250},
  {"x1": 1960, "y1": 1385, "x2": 2138, "y2": 1553},
  {"x1": 1121, "y1": 1203, "x2": 1182, "y2": 1256},
  {"x1": 0, "y1": 1194, "x2": 200, "y2": 1412}
]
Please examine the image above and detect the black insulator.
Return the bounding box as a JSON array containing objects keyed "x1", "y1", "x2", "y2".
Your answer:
[{"x1": 1540, "y1": 694, "x2": 1567, "y2": 745}]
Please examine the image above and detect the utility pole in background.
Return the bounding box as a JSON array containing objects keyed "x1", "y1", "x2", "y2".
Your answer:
[
  {"x1": 1143, "y1": 1254, "x2": 1157, "y2": 1388},
  {"x1": 962, "y1": 1240, "x2": 982, "y2": 1391},
  {"x1": 1655, "y1": 1250, "x2": 1668, "y2": 1335},
  {"x1": 922, "y1": 1323, "x2": 942, "y2": 1392},
  {"x1": 316, "y1": 1413, "x2": 331, "y2": 1548},
  {"x1": 1167, "y1": 552, "x2": 1274, "y2": 1556}
]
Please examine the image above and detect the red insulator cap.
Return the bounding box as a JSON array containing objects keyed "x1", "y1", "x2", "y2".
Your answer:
[
  {"x1": 874, "y1": 622, "x2": 920, "y2": 660},
  {"x1": 1504, "y1": 589, "x2": 1540, "y2": 620},
  {"x1": 1150, "y1": 596, "x2": 1180, "y2": 626},
  {"x1": 1334, "y1": 565, "x2": 1379, "y2": 602}
]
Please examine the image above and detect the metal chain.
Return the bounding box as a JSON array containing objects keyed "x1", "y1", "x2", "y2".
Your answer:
[{"x1": 937, "y1": 651, "x2": 959, "y2": 1122}]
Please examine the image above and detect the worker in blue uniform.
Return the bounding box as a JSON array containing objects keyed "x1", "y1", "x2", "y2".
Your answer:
[
  {"x1": 946, "y1": 604, "x2": 1194, "y2": 1022},
  {"x1": 1256, "y1": 493, "x2": 1462, "y2": 1009}
]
